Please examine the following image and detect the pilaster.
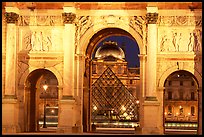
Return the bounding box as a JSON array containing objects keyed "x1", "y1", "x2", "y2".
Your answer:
[
  {"x1": 142, "y1": 6, "x2": 162, "y2": 135},
  {"x1": 2, "y1": 6, "x2": 20, "y2": 134},
  {"x1": 145, "y1": 6, "x2": 158, "y2": 100},
  {"x1": 62, "y1": 6, "x2": 76, "y2": 98},
  {"x1": 57, "y1": 6, "x2": 78, "y2": 133}
]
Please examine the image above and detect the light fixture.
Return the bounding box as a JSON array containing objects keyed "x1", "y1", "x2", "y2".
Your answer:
[{"x1": 43, "y1": 84, "x2": 48, "y2": 91}]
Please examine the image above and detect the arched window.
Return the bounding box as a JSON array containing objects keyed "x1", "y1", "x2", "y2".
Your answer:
[
  {"x1": 168, "y1": 105, "x2": 172, "y2": 115},
  {"x1": 191, "y1": 92, "x2": 195, "y2": 100},
  {"x1": 191, "y1": 106, "x2": 195, "y2": 116}
]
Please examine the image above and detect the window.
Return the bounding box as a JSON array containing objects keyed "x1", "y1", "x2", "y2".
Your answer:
[
  {"x1": 180, "y1": 81, "x2": 183, "y2": 86},
  {"x1": 179, "y1": 107, "x2": 183, "y2": 115},
  {"x1": 168, "y1": 81, "x2": 172, "y2": 86},
  {"x1": 130, "y1": 79, "x2": 133, "y2": 84},
  {"x1": 191, "y1": 92, "x2": 195, "y2": 100},
  {"x1": 168, "y1": 91, "x2": 172, "y2": 100},
  {"x1": 92, "y1": 64, "x2": 96, "y2": 74},
  {"x1": 179, "y1": 91, "x2": 183, "y2": 100},
  {"x1": 191, "y1": 81, "x2": 195, "y2": 86},
  {"x1": 191, "y1": 106, "x2": 195, "y2": 116},
  {"x1": 168, "y1": 106, "x2": 172, "y2": 115}
]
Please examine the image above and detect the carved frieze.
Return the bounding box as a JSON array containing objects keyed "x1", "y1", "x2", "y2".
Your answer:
[
  {"x1": 158, "y1": 16, "x2": 202, "y2": 27},
  {"x1": 4, "y1": 12, "x2": 19, "y2": 24},
  {"x1": 18, "y1": 15, "x2": 63, "y2": 26},
  {"x1": 62, "y1": 12, "x2": 76, "y2": 24}
]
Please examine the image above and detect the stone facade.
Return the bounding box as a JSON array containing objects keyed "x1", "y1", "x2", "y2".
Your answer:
[{"x1": 2, "y1": 2, "x2": 202, "y2": 135}]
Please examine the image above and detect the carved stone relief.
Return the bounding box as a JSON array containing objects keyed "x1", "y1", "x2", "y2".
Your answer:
[
  {"x1": 158, "y1": 16, "x2": 202, "y2": 27},
  {"x1": 22, "y1": 28, "x2": 63, "y2": 52},
  {"x1": 159, "y1": 28, "x2": 202, "y2": 53},
  {"x1": 18, "y1": 15, "x2": 63, "y2": 26}
]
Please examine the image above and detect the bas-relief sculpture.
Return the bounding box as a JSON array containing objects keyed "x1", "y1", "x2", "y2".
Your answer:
[
  {"x1": 23, "y1": 29, "x2": 63, "y2": 52},
  {"x1": 159, "y1": 29, "x2": 202, "y2": 53},
  {"x1": 158, "y1": 16, "x2": 202, "y2": 53}
]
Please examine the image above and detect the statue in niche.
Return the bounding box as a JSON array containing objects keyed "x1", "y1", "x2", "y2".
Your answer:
[
  {"x1": 172, "y1": 32, "x2": 181, "y2": 51},
  {"x1": 187, "y1": 33, "x2": 195, "y2": 52}
]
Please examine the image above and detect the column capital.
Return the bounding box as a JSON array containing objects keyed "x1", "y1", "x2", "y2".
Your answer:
[
  {"x1": 146, "y1": 12, "x2": 158, "y2": 24},
  {"x1": 62, "y1": 12, "x2": 76, "y2": 24},
  {"x1": 4, "y1": 12, "x2": 19, "y2": 24}
]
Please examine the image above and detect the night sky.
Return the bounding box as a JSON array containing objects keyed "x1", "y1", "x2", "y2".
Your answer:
[{"x1": 92, "y1": 36, "x2": 140, "y2": 68}]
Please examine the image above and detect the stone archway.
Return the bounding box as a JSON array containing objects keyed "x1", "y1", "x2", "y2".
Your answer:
[
  {"x1": 162, "y1": 70, "x2": 199, "y2": 134},
  {"x1": 83, "y1": 27, "x2": 140, "y2": 132},
  {"x1": 24, "y1": 69, "x2": 59, "y2": 132}
]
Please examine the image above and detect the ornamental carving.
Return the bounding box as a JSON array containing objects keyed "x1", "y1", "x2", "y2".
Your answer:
[
  {"x1": 62, "y1": 12, "x2": 76, "y2": 24},
  {"x1": 4, "y1": 12, "x2": 19, "y2": 24},
  {"x1": 18, "y1": 15, "x2": 62, "y2": 26},
  {"x1": 146, "y1": 13, "x2": 158, "y2": 24},
  {"x1": 158, "y1": 16, "x2": 202, "y2": 27},
  {"x1": 129, "y1": 16, "x2": 146, "y2": 40}
]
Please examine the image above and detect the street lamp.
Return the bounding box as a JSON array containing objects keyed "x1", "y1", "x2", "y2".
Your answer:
[{"x1": 43, "y1": 84, "x2": 48, "y2": 128}]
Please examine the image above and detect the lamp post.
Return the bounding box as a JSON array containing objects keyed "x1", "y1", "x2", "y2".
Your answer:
[{"x1": 43, "y1": 84, "x2": 48, "y2": 128}]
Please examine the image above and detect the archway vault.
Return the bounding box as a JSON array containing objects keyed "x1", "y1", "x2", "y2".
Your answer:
[
  {"x1": 77, "y1": 25, "x2": 144, "y2": 56},
  {"x1": 24, "y1": 69, "x2": 59, "y2": 132},
  {"x1": 85, "y1": 28, "x2": 137, "y2": 58}
]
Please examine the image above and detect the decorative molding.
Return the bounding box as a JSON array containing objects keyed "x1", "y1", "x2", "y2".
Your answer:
[
  {"x1": 18, "y1": 15, "x2": 63, "y2": 26},
  {"x1": 146, "y1": 13, "x2": 158, "y2": 24},
  {"x1": 158, "y1": 16, "x2": 202, "y2": 27},
  {"x1": 4, "y1": 12, "x2": 19, "y2": 24},
  {"x1": 62, "y1": 12, "x2": 76, "y2": 24}
]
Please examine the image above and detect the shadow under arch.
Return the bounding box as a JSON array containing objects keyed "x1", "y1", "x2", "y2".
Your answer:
[
  {"x1": 83, "y1": 27, "x2": 141, "y2": 132},
  {"x1": 24, "y1": 68, "x2": 59, "y2": 132}
]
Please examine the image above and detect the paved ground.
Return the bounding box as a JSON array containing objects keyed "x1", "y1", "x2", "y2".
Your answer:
[{"x1": 2, "y1": 128, "x2": 198, "y2": 135}]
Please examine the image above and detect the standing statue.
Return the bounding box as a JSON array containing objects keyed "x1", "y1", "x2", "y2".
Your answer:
[
  {"x1": 160, "y1": 35, "x2": 168, "y2": 52},
  {"x1": 172, "y1": 32, "x2": 181, "y2": 51},
  {"x1": 31, "y1": 31, "x2": 37, "y2": 51},
  {"x1": 187, "y1": 33, "x2": 195, "y2": 51}
]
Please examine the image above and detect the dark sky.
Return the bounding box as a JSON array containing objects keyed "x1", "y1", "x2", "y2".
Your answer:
[{"x1": 92, "y1": 35, "x2": 140, "y2": 68}]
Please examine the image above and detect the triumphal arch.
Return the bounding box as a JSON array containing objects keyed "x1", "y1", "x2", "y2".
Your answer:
[{"x1": 2, "y1": 2, "x2": 202, "y2": 134}]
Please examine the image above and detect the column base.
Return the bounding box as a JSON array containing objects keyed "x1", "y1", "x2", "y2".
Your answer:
[
  {"x1": 2, "y1": 125, "x2": 21, "y2": 134},
  {"x1": 142, "y1": 127, "x2": 161, "y2": 135},
  {"x1": 141, "y1": 100, "x2": 163, "y2": 135}
]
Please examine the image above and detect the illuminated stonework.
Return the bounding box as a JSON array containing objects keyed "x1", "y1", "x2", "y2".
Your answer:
[{"x1": 2, "y1": 2, "x2": 202, "y2": 135}]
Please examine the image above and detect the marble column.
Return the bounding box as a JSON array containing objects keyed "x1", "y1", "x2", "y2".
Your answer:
[
  {"x1": 145, "y1": 7, "x2": 158, "y2": 101},
  {"x1": 4, "y1": 11, "x2": 19, "y2": 98},
  {"x1": 62, "y1": 7, "x2": 76, "y2": 99}
]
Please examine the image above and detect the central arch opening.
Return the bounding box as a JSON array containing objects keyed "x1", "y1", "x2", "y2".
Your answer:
[{"x1": 83, "y1": 28, "x2": 141, "y2": 132}]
